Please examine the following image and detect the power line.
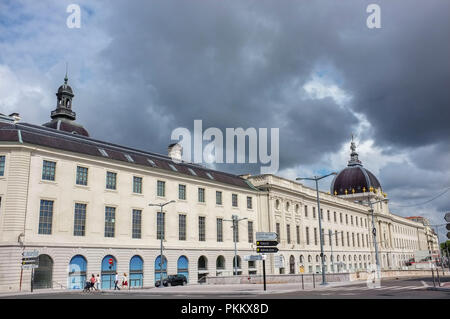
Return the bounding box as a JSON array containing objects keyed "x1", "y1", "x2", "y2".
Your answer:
[{"x1": 389, "y1": 187, "x2": 450, "y2": 208}]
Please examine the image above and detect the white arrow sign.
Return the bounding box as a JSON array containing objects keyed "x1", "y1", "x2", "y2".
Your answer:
[
  {"x1": 22, "y1": 250, "x2": 39, "y2": 258},
  {"x1": 256, "y1": 232, "x2": 278, "y2": 241},
  {"x1": 244, "y1": 255, "x2": 267, "y2": 261}
]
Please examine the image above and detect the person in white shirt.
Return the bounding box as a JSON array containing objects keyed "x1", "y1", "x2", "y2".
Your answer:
[
  {"x1": 95, "y1": 274, "x2": 101, "y2": 291},
  {"x1": 114, "y1": 272, "x2": 120, "y2": 290}
]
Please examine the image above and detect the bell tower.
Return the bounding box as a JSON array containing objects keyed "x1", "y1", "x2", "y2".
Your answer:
[{"x1": 51, "y1": 72, "x2": 76, "y2": 121}]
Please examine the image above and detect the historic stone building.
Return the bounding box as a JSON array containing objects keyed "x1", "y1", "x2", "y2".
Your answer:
[{"x1": 0, "y1": 77, "x2": 439, "y2": 292}]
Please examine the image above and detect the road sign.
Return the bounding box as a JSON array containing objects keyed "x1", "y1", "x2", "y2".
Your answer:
[
  {"x1": 274, "y1": 255, "x2": 284, "y2": 268},
  {"x1": 256, "y1": 232, "x2": 278, "y2": 241},
  {"x1": 244, "y1": 255, "x2": 266, "y2": 261},
  {"x1": 22, "y1": 250, "x2": 39, "y2": 258},
  {"x1": 21, "y1": 264, "x2": 39, "y2": 270},
  {"x1": 256, "y1": 241, "x2": 278, "y2": 246},
  {"x1": 109, "y1": 258, "x2": 113, "y2": 265},
  {"x1": 256, "y1": 247, "x2": 279, "y2": 253}
]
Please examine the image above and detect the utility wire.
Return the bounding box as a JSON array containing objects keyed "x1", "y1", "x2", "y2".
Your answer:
[{"x1": 389, "y1": 187, "x2": 450, "y2": 208}]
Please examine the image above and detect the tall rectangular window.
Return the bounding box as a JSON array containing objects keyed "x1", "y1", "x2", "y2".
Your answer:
[
  {"x1": 38, "y1": 200, "x2": 53, "y2": 235},
  {"x1": 296, "y1": 226, "x2": 300, "y2": 244},
  {"x1": 304, "y1": 205, "x2": 308, "y2": 217},
  {"x1": 73, "y1": 203, "x2": 86, "y2": 236},
  {"x1": 352, "y1": 233, "x2": 355, "y2": 247},
  {"x1": 286, "y1": 224, "x2": 291, "y2": 244},
  {"x1": 347, "y1": 232, "x2": 350, "y2": 246},
  {"x1": 276, "y1": 223, "x2": 281, "y2": 241},
  {"x1": 199, "y1": 216, "x2": 206, "y2": 241},
  {"x1": 133, "y1": 176, "x2": 142, "y2": 194},
  {"x1": 320, "y1": 209, "x2": 323, "y2": 220},
  {"x1": 216, "y1": 191, "x2": 222, "y2": 205},
  {"x1": 42, "y1": 160, "x2": 56, "y2": 181},
  {"x1": 0, "y1": 155, "x2": 5, "y2": 176},
  {"x1": 328, "y1": 230, "x2": 332, "y2": 246},
  {"x1": 217, "y1": 218, "x2": 223, "y2": 242},
  {"x1": 342, "y1": 231, "x2": 345, "y2": 246},
  {"x1": 313, "y1": 207, "x2": 316, "y2": 219},
  {"x1": 357, "y1": 233, "x2": 360, "y2": 247},
  {"x1": 232, "y1": 194, "x2": 238, "y2": 207},
  {"x1": 334, "y1": 212, "x2": 337, "y2": 223},
  {"x1": 234, "y1": 220, "x2": 240, "y2": 242},
  {"x1": 132, "y1": 209, "x2": 142, "y2": 239},
  {"x1": 314, "y1": 228, "x2": 318, "y2": 245},
  {"x1": 106, "y1": 172, "x2": 117, "y2": 190},
  {"x1": 179, "y1": 184, "x2": 186, "y2": 200},
  {"x1": 179, "y1": 214, "x2": 186, "y2": 240},
  {"x1": 345, "y1": 214, "x2": 348, "y2": 224},
  {"x1": 247, "y1": 196, "x2": 252, "y2": 209},
  {"x1": 327, "y1": 211, "x2": 330, "y2": 221},
  {"x1": 248, "y1": 221, "x2": 254, "y2": 243},
  {"x1": 76, "y1": 166, "x2": 88, "y2": 186},
  {"x1": 157, "y1": 180, "x2": 165, "y2": 197},
  {"x1": 306, "y1": 227, "x2": 310, "y2": 245},
  {"x1": 157, "y1": 212, "x2": 165, "y2": 240},
  {"x1": 335, "y1": 230, "x2": 338, "y2": 246},
  {"x1": 104, "y1": 206, "x2": 116, "y2": 238},
  {"x1": 340, "y1": 213, "x2": 343, "y2": 223},
  {"x1": 198, "y1": 188, "x2": 205, "y2": 203}
]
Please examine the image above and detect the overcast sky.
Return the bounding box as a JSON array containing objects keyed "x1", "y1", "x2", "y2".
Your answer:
[{"x1": 1, "y1": 0, "x2": 449, "y2": 241}]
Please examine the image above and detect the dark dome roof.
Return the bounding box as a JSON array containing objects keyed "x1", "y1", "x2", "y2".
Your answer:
[
  {"x1": 57, "y1": 84, "x2": 73, "y2": 94},
  {"x1": 331, "y1": 166, "x2": 381, "y2": 195},
  {"x1": 43, "y1": 119, "x2": 89, "y2": 137},
  {"x1": 330, "y1": 139, "x2": 382, "y2": 195}
]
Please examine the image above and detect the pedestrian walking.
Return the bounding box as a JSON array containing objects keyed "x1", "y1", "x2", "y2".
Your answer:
[
  {"x1": 122, "y1": 273, "x2": 128, "y2": 289},
  {"x1": 96, "y1": 274, "x2": 101, "y2": 291},
  {"x1": 114, "y1": 272, "x2": 120, "y2": 290},
  {"x1": 90, "y1": 274, "x2": 96, "y2": 291}
]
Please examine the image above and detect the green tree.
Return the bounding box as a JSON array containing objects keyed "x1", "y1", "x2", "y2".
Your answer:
[{"x1": 440, "y1": 240, "x2": 450, "y2": 257}]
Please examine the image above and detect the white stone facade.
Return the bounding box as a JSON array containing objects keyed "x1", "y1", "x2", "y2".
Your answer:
[{"x1": 0, "y1": 131, "x2": 439, "y2": 292}]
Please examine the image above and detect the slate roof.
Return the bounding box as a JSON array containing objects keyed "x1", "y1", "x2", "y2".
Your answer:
[{"x1": 0, "y1": 121, "x2": 256, "y2": 191}]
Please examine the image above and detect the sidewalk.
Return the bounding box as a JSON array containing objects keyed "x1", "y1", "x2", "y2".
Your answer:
[{"x1": 0, "y1": 280, "x2": 365, "y2": 297}]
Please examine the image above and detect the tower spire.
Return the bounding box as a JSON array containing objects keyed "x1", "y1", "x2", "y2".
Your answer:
[{"x1": 64, "y1": 62, "x2": 68, "y2": 85}]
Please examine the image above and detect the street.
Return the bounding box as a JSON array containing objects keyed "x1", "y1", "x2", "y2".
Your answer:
[{"x1": 1, "y1": 276, "x2": 449, "y2": 299}]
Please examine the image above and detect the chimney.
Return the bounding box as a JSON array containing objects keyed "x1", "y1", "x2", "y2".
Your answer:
[
  {"x1": 9, "y1": 113, "x2": 21, "y2": 123},
  {"x1": 168, "y1": 143, "x2": 182, "y2": 162}
]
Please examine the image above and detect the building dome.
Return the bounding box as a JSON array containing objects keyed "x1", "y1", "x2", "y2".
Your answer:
[
  {"x1": 43, "y1": 119, "x2": 90, "y2": 137},
  {"x1": 330, "y1": 139, "x2": 382, "y2": 195}
]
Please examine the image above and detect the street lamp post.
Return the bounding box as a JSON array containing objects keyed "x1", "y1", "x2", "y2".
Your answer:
[
  {"x1": 296, "y1": 172, "x2": 337, "y2": 285},
  {"x1": 149, "y1": 200, "x2": 175, "y2": 288},
  {"x1": 358, "y1": 197, "x2": 387, "y2": 280},
  {"x1": 224, "y1": 215, "x2": 247, "y2": 276}
]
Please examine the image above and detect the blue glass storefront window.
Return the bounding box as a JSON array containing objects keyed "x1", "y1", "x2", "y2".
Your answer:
[
  {"x1": 68, "y1": 255, "x2": 87, "y2": 290},
  {"x1": 101, "y1": 255, "x2": 117, "y2": 289}
]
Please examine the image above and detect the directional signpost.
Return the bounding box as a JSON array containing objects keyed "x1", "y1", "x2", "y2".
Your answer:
[
  {"x1": 255, "y1": 232, "x2": 279, "y2": 291},
  {"x1": 20, "y1": 250, "x2": 39, "y2": 292}
]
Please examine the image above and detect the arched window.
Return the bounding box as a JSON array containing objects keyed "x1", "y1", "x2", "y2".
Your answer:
[
  {"x1": 197, "y1": 256, "x2": 208, "y2": 283},
  {"x1": 177, "y1": 256, "x2": 189, "y2": 283},
  {"x1": 299, "y1": 255, "x2": 304, "y2": 263},
  {"x1": 286, "y1": 202, "x2": 290, "y2": 211},
  {"x1": 289, "y1": 255, "x2": 295, "y2": 274},
  {"x1": 316, "y1": 255, "x2": 320, "y2": 262},
  {"x1": 68, "y1": 255, "x2": 87, "y2": 290},
  {"x1": 33, "y1": 255, "x2": 53, "y2": 289},
  {"x1": 130, "y1": 255, "x2": 144, "y2": 288},
  {"x1": 308, "y1": 255, "x2": 312, "y2": 263},
  {"x1": 216, "y1": 256, "x2": 225, "y2": 276},
  {"x1": 275, "y1": 199, "x2": 280, "y2": 210},
  {"x1": 155, "y1": 255, "x2": 167, "y2": 283},
  {"x1": 198, "y1": 256, "x2": 208, "y2": 270},
  {"x1": 101, "y1": 255, "x2": 117, "y2": 289}
]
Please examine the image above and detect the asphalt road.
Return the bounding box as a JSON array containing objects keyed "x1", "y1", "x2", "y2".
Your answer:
[{"x1": 1, "y1": 276, "x2": 449, "y2": 299}]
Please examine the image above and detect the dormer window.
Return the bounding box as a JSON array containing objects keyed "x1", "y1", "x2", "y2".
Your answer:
[
  {"x1": 98, "y1": 148, "x2": 108, "y2": 157},
  {"x1": 169, "y1": 164, "x2": 178, "y2": 172},
  {"x1": 124, "y1": 154, "x2": 134, "y2": 163},
  {"x1": 147, "y1": 158, "x2": 157, "y2": 167},
  {"x1": 188, "y1": 168, "x2": 197, "y2": 176}
]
